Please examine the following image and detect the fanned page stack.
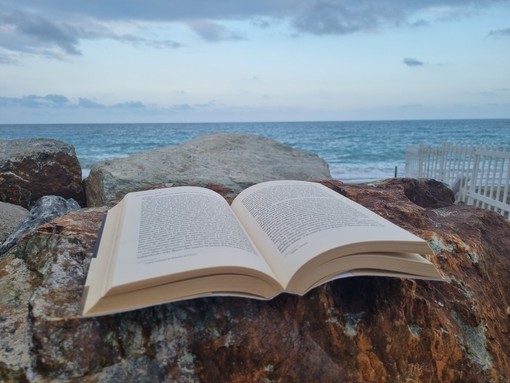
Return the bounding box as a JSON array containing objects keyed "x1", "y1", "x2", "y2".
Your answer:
[{"x1": 81, "y1": 180, "x2": 442, "y2": 317}]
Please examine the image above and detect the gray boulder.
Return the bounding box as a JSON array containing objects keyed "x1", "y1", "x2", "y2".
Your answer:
[
  {"x1": 85, "y1": 134, "x2": 331, "y2": 207},
  {"x1": 0, "y1": 201, "x2": 29, "y2": 243},
  {"x1": 0, "y1": 138, "x2": 85, "y2": 208},
  {"x1": 0, "y1": 196, "x2": 80, "y2": 256}
]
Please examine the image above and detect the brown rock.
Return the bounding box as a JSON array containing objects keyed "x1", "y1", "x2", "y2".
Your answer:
[
  {"x1": 1, "y1": 179, "x2": 510, "y2": 382},
  {"x1": 0, "y1": 138, "x2": 85, "y2": 208}
]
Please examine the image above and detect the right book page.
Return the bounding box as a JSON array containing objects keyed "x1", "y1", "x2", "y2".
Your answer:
[{"x1": 231, "y1": 180, "x2": 437, "y2": 290}]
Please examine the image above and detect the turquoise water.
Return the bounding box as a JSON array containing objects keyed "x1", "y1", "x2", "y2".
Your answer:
[{"x1": 1, "y1": 119, "x2": 509, "y2": 182}]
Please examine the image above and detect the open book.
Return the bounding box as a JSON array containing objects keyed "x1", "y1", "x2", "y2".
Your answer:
[{"x1": 81, "y1": 180, "x2": 442, "y2": 317}]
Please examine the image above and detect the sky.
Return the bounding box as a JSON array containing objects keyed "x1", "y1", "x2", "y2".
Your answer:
[{"x1": 0, "y1": 0, "x2": 509, "y2": 124}]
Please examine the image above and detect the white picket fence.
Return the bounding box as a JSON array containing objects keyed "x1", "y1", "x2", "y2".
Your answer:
[{"x1": 405, "y1": 143, "x2": 510, "y2": 219}]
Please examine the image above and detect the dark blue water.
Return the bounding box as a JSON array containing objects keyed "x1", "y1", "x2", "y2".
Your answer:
[{"x1": 1, "y1": 119, "x2": 509, "y2": 182}]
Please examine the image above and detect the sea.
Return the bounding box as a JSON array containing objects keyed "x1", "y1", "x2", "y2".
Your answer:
[{"x1": 1, "y1": 119, "x2": 509, "y2": 183}]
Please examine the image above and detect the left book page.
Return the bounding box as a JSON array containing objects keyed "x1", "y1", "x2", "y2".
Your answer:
[{"x1": 82, "y1": 187, "x2": 279, "y2": 317}]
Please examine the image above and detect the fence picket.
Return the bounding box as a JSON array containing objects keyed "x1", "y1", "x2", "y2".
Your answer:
[{"x1": 406, "y1": 143, "x2": 510, "y2": 219}]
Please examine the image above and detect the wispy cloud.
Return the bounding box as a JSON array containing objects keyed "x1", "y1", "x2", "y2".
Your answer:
[
  {"x1": 403, "y1": 57, "x2": 424, "y2": 67},
  {"x1": 2, "y1": 10, "x2": 82, "y2": 55},
  {"x1": 186, "y1": 20, "x2": 244, "y2": 42},
  {"x1": 117, "y1": 34, "x2": 184, "y2": 49},
  {"x1": 0, "y1": 8, "x2": 184, "y2": 61},
  {"x1": 292, "y1": 2, "x2": 397, "y2": 35},
  {"x1": 488, "y1": 27, "x2": 510, "y2": 37},
  {"x1": 0, "y1": 94, "x2": 70, "y2": 107},
  {"x1": 77, "y1": 98, "x2": 105, "y2": 109},
  {"x1": 0, "y1": 94, "x2": 143, "y2": 110},
  {"x1": 0, "y1": 93, "x2": 219, "y2": 114}
]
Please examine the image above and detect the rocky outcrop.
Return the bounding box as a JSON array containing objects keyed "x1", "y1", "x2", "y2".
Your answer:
[
  {"x1": 85, "y1": 134, "x2": 332, "y2": 207},
  {"x1": 0, "y1": 138, "x2": 85, "y2": 208},
  {"x1": 2, "y1": 179, "x2": 510, "y2": 382},
  {"x1": 0, "y1": 201, "x2": 28, "y2": 243},
  {"x1": 367, "y1": 177, "x2": 455, "y2": 209},
  {"x1": 0, "y1": 196, "x2": 81, "y2": 256}
]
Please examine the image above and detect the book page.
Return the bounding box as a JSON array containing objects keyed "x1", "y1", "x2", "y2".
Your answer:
[
  {"x1": 107, "y1": 187, "x2": 277, "y2": 294},
  {"x1": 231, "y1": 180, "x2": 431, "y2": 287}
]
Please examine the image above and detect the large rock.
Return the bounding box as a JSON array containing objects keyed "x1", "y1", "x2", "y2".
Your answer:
[
  {"x1": 0, "y1": 201, "x2": 29, "y2": 243},
  {"x1": 85, "y1": 134, "x2": 332, "y2": 207},
  {"x1": 0, "y1": 138, "x2": 85, "y2": 209},
  {"x1": 2, "y1": 179, "x2": 510, "y2": 382}
]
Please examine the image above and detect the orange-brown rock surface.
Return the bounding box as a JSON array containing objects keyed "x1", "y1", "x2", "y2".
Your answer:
[
  {"x1": 0, "y1": 138, "x2": 85, "y2": 208},
  {"x1": 1, "y1": 179, "x2": 510, "y2": 382}
]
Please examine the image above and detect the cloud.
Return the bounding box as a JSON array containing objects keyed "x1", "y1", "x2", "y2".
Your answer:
[
  {"x1": 44, "y1": 94, "x2": 70, "y2": 104},
  {"x1": 77, "y1": 98, "x2": 105, "y2": 109},
  {"x1": 77, "y1": 98, "x2": 161, "y2": 110},
  {"x1": 403, "y1": 57, "x2": 424, "y2": 67},
  {"x1": 117, "y1": 34, "x2": 184, "y2": 49},
  {"x1": 0, "y1": 93, "x2": 220, "y2": 114},
  {"x1": 0, "y1": 8, "x2": 184, "y2": 61},
  {"x1": 0, "y1": 94, "x2": 70, "y2": 107},
  {"x1": 0, "y1": 94, "x2": 135, "y2": 109},
  {"x1": 9, "y1": 0, "x2": 505, "y2": 24},
  {"x1": 0, "y1": 0, "x2": 508, "y2": 62},
  {"x1": 113, "y1": 101, "x2": 146, "y2": 109},
  {"x1": 251, "y1": 18, "x2": 273, "y2": 29},
  {"x1": 292, "y1": 2, "x2": 397, "y2": 35},
  {"x1": 186, "y1": 20, "x2": 243, "y2": 42},
  {"x1": 1, "y1": 10, "x2": 83, "y2": 55},
  {"x1": 488, "y1": 27, "x2": 510, "y2": 37}
]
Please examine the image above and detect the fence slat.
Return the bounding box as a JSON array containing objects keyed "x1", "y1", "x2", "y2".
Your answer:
[{"x1": 406, "y1": 143, "x2": 510, "y2": 220}]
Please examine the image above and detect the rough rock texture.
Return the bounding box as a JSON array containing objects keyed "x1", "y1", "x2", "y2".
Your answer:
[
  {"x1": 85, "y1": 134, "x2": 332, "y2": 207},
  {"x1": 367, "y1": 178, "x2": 455, "y2": 209},
  {"x1": 0, "y1": 201, "x2": 29, "y2": 243},
  {"x1": 2, "y1": 179, "x2": 510, "y2": 382},
  {"x1": 0, "y1": 196, "x2": 81, "y2": 256},
  {"x1": 0, "y1": 138, "x2": 85, "y2": 209}
]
